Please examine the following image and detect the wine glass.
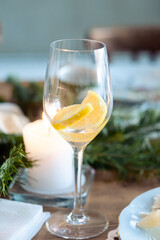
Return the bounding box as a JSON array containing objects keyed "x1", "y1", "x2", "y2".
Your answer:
[{"x1": 43, "y1": 39, "x2": 113, "y2": 239}]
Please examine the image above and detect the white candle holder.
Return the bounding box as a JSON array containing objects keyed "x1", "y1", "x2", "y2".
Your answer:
[{"x1": 8, "y1": 165, "x2": 95, "y2": 207}]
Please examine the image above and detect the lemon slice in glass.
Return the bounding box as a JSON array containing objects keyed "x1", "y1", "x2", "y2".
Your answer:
[
  {"x1": 72, "y1": 90, "x2": 107, "y2": 129},
  {"x1": 52, "y1": 103, "x2": 93, "y2": 130}
]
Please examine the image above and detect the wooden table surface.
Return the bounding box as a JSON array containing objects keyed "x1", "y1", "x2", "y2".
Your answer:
[{"x1": 32, "y1": 171, "x2": 160, "y2": 240}]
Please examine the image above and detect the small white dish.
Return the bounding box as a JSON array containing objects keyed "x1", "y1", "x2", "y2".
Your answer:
[{"x1": 119, "y1": 187, "x2": 160, "y2": 240}]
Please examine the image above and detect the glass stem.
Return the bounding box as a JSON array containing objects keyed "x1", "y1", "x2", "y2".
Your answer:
[{"x1": 67, "y1": 146, "x2": 88, "y2": 225}]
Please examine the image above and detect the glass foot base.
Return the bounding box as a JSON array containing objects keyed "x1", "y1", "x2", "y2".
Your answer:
[{"x1": 46, "y1": 209, "x2": 109, "y2": 239}]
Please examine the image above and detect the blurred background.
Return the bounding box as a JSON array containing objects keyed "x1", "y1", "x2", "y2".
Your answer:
[
  {"x1": 1, "y1": 0, "x2": 160, "y2": 53},
  {"x1": 0, "y1": 0, "x2": 160, "y2": 82}
]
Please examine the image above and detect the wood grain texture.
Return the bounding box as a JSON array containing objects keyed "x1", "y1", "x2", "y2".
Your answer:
[{"x1": 33, "y1": 170, "x2": 160, "y2": 240}]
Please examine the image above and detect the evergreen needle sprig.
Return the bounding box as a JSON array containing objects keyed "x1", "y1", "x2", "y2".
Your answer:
[
  {"x1": 84, "y1": 107, "x2": 160, "y2": 180},
  {"x1": 0, "y1": 144, "x2": 33, "y2": 196},
  {"x1": 0, "y1": 132, "x2": 23, "y2": 165}
]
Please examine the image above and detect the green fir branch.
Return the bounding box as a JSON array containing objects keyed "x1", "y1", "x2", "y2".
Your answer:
[
  {"x1": 0, "y1": 132, "x2": 23, "y2": 165},
  {"x1": 84, "y1": 107, "x2": 160, "y2": 180},
  {"x1": 0, "y1": 144, "x2": 33, "y2": 196}
]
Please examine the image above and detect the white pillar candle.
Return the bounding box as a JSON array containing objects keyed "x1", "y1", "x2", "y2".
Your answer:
[{"x1": 22, "y1": 119, "x2": 74, "y2": 194}]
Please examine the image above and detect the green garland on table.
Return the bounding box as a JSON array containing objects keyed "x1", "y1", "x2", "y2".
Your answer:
[
  {"x1": 84, "y1": 107, "x2": 160, "y2": 180},
  {"x1": 0, "y1": 132, "x2": 23, "y2": 163},
  {"x1": 0, "y1": 133, "x2": 34, "y2": 196},
  {"x1": 6, "y1": 76, "x2": 43, "y2": 104},
  {"x1": 1, "y1": 76, "x2": 160, "y2": 195},
  {"x1": 0, "y1": 143, "x2": 33, "y2": 196},
  {"x1": 1, "y1": 107, "x2": 160, "y2": 195}
]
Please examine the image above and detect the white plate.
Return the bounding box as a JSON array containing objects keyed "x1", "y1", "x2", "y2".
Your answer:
[{"x1": 119, "y1": 187, "x2": 160, "y2": 240}]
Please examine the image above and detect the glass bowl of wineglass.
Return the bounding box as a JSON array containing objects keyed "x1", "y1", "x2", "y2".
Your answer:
[{"x1": 43, "y1": 39, "x2": 113, "y2": 239}]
